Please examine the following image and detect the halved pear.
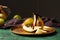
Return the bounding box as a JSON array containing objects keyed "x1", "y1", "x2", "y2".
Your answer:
[
  {"x1": 23, "y1": 25, "x2": 36, "y2": 32},
  {"x1": 23, "y1": 25, "x2": 41, "y2": 32}
]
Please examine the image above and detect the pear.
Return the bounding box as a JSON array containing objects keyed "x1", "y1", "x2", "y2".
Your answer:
[
  {"x1": 22, "y1": 18, "x2": 33, "y2": 26},
  {"x1": 0, "y1": 13, "x2": 6, "y2": 19},
  {"x1": 13, "y1": 15, "x2": 21, "y2": 20},
  {"x1": 0, "y1": 18, "x2": 5, "y2": 26},
  {"x1": 22, "y1": 13, "x2": 44, "y2": 33},
  {"x1": 22, "y1": 18, "x2": 34, "y2": 32},
  {"x1": 36, "y1": 16, "x2": 44, "y2": 29}
]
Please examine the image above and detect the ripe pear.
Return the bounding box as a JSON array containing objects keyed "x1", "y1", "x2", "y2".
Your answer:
[
  {"x1": 22, "y1": 18, "x2": 33, "y2": 26},
  {"x1": 13, "y1": 15, "x2": 21, "y2": 20},
  {"x1": 0, "y1": 13, "x2": 6, "y2": 19},
  {"x1": 0, "y1": 18, "x2": 5, "y2": 26}
]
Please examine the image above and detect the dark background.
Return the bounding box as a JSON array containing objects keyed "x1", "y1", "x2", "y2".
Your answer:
[{"x1": 0, "y1": 0, "x2": 60, "y2": 19}]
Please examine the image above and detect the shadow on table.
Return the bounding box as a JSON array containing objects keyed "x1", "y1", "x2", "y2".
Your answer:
[{"x1": 14, "y1": 31, "x2": 57, "y2": 37}]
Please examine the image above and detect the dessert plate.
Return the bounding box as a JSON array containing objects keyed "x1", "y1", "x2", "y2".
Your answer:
[{"x1": 11, "y1": 25, "x2": 55, "y2": 35}]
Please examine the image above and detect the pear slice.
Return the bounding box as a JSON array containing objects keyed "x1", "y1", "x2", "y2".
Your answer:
[
  {"x1": 38, "y1": 16, "x2": 44, "y2": 29},
  {"x1": 23, "y1": 25, "x2": 41, "y2": 32},
  {"x1": 23, "y1": 25, "x2": 36, "y2": 32},
  {"x1": 33, "y1": 13, "x2": 37, "y2": 27}
]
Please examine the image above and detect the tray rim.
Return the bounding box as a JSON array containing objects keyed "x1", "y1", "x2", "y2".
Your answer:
[{"x1": 10, "y1": 26, "x2": 56, "y2": 35}]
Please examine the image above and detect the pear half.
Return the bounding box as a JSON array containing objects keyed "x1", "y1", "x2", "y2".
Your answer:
[{"x1": 23, "y1": 25, "x2": 41, "y2": 32}]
